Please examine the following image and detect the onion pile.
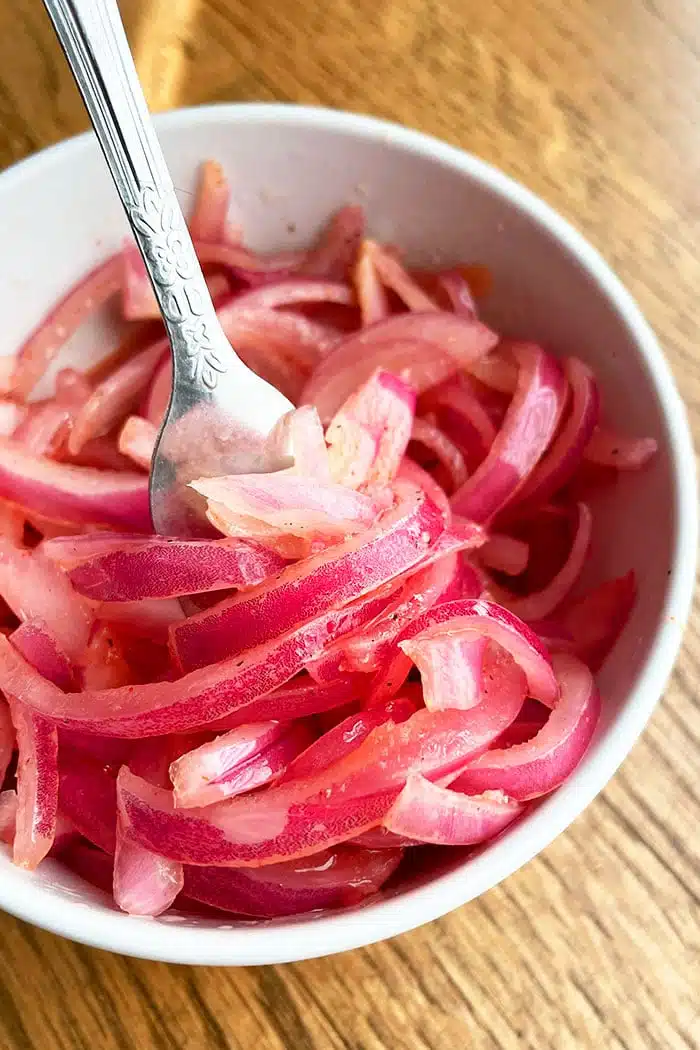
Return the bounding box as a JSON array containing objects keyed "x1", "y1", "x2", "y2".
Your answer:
[{"x1": 0, "y1": 160, "x2": 655, "y2": 918}]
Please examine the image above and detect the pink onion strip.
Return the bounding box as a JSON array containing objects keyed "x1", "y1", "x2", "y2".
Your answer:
[
  {"x1": 0, "y1": 699, "x2": 14, "y2": 785},
  {"x1": 383, "y1": 775, "x2": 523, "y2": 844},
  {"x1": 354, "y1": 241, "x2": 390, "y2": 325},
  {"x1": 452, "y1": 654, "x2": 600, "y2": 799},
  {"x1": 116, "y1": 688, "x2": 523, "y2": 867},
  {"x1": 0, "y1": 589, "x2": 395, "y2": 737},
  {"x1": 117, "y1": 416, "x2": 156, "y2": 470},
  {"x1": 451, "y1": 345, "x2": 567, "y2": 523},
  {"x1": 8, "y1": 698, "x2": 58, "y2": 869},
  {"x1": 488, "y1": 503, "x2": 593, "y2": 622},
  {"x1": 478, "y1": 533, "x2": 529, "y2": 575},
  {"x1": 584, "y1": 425, "x2": 657, "y2": 469},
  {"x1": 171, "y1": 485, "x2": 444, "y2": 672},
  {"x1": 410, "y1": 417, "x2": 468, "y2": 491}
]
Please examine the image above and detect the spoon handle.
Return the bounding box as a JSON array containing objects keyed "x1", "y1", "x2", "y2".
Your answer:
[{"x1": 42, "y1": 0, "x2": 236, "y2": 396}]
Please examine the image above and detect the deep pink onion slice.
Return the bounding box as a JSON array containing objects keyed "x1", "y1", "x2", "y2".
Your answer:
[
  {"x1": 397, "y1": 457, "x2": 452, "y2": 524},
  {"x1": 8, "y1": 698, "x2": 58, "y2": 869},
  {"x1": 298, "y1": 206, "x2": 365, "y2": 280},
  {"x1": 230, "y1": 279, "x2": 353, "y2": 312},
  {"x1": 189, "y1": 160, "x2": 232, "y2": 244},
  {"x1": 8, "y1": 254, "x2": 123, "y2": 399},
  {"x1": 488, "y1": 503, "x2": 593, "y2": 622},
  {"x1": 0, "y1": 538, "x2": 91, "y2": 661},
  {"x1": 117, "y1": 416, "x2": 156, "y2": 470},
  {"x1": 504, "y1": 357, "x2": 600, "y2": 518},
  {"x1": 326, "y1": 369, "x2": 416, "y2": 489},
  {"x1": 113, "y1": 738, "x2": 184, "y2": 916},
  {"x1": 117, "y1": 687, "x2": 523, "y2": 867},
  {"x1": 0, "y1": 588, "x2": 395, "y2": 737},
  {"x1": 410, "y1": 417, "x2": 468, "y2": 492},
  {"x1": 0, "y1": 440, "x2": 151, "y2": 531},
  {"x1": 201, "y1": 675, "x2": 361, "y2": 733},
  {"x1": 371, "y1": 598, "x2": 558, "y2": 708},
  {"x1": 583, "y1": 425, "x2": 657, "y2": 469},
  {"x1": 383, "y1": 775, "x2": 523, "y2": 844},
  {"x1": 401, "y1": 631, "x2": 489, "y2": 711},
  {"x1": 0, "y1": 699, "x2": 14, "y2": 785},
  {"x1": 478, "y1": 533, "x2": 529, "y2": 575},
  {"x1": 191, "y1": 473, "x2": 385, "y2": 540},
  {"x1": 171, "y1": 485, "x2": 444, "y2": 672},
  {"x1": 451, "y1": 345, "x2": 567, "y2": 523},
  {"x1": 192, "y1": 241, "x2": 307, "y2": 286},
  {"x1": 48, "y1": 533, "x2": 286, "y2": 602},
  {"x1": 182, "y1": 844, "x2": 403, "y2": 917},
  {"x1": 0, "y1": 789, "x2": 17, "y2": 844},
  {"x1": 268, "y1": 405, "x2": 330, "y2": 481},
  {"x1": 12, "y1": 619, "x2": 75, "y2": 692},
  {"x1": 421, "y1": 375, "x2": 498, "y2": 473},
  {"x1": 350, "y1": 827, "x2": 416, "y2": 849},
  {"x1": 171, "y1": 721, "x2": 313, "y2": 808},
  {"x1": 302, "y1": 312, "x2": 498, "y2": 422},
  {"x1": 354, "y1": 241, "x2": 390, "y2": 326},
  {"x1": 561, "y1": 571, "x2": 637, "y2": 671},
  {"x1": 68, "y1": 341, "x2": 166, "y2": 455},
  {"x1": 306, "y1": 534, "x2": 476, "y2": 683},
  {"x1": 278, "y1": 697, "x2": 417, "y2": 784},
  {"x1": 58, "y1": 753, "x2": 117, "y2": 852},
  {"x1": 452, "y1": 653, "x2": 600, "y2": 800},
  {"x1": 366, "y1": 241, "x2": 440, "y2": 312}
]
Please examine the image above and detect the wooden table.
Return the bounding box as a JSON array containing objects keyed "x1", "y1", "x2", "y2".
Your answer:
[{"x1": 0, "y1": 1, "x2": 698, "y2": 1047}]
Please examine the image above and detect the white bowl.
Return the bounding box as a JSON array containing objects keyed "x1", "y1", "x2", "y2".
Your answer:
[{"x1": 0, "y1": 104, "x2": 695, "y2": 966}]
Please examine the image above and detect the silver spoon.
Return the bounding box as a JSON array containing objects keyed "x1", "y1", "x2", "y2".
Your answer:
[{"x1": 42, "y1": 0, "x2": 294, "y2": 536}]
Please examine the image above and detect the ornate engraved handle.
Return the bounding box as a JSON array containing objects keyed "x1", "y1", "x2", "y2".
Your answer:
[{"x1": 42, "y1": 0, "x2": 231, "y2": 394}]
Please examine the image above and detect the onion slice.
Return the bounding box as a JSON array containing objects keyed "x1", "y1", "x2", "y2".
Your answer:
[
  {"x1": 451, "y1": 654, "x2": 600, "y2": 799},
  {"x1": 451, "y1": 345, "x2": 567, "y2": 523},
  {"x1": 584, "y1": 426, "x2": 657, "y2": 469},
  {"x1": 383, "y1": 776, "x2": 523, "y2": 844}
]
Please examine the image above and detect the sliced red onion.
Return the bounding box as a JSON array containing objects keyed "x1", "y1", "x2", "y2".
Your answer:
[
  {"x1": 371, "y1": 598, "x2": 558, "y2": 708},
  {"x1": 326, "y1": 369, "x2": 416, "y2": 489},
  {"x1": 96, "y1": 596, "x2": 184, "y2": 639},
  {"x1": 182, "y1": 844, "x2": 403, "y2": 917},
  {"x1": 451, "y1": 345, "x2": 567, "y2": 523},
  {"x1": 452, "y1": 653, "x2": 600, "y2": 799},
  {"x1": 58, "y1": 753, "x2": 117, "y2": 852},
  {"x1": 298, "y1": 206, "x2": 365, "y2": 280},
  {"x1": 278, "y1": 697, "x2": 417, "y2": 784},
  {"x1": 9, "y1": 254, "x2": 123, "y2": 399},
  {"x1": 206, "y1": 503, "x2": 313, "y2": 560},
  {"x1": 0, "y1": 699, "x2": 14, "y2": 785},
  {"x1": 0, "y1": 440, "x2": 151, "y2": 532},
  {"x1": 384, "y1": 775, "x2": 523, "y2": 844},
  {"x1": 354, "y1": 241, "x2": 390, "y2": 326},
  {"x1": 8, "y1": 699, "x2": 58, "y2": 869},
  {"x1": 401, "y1": 631, "x2": 490, "y2": 711},
  {"x1": 192, "y1": 241, "x2": 306, "y2": 286},
  {"x1": 434, "y1": 269, "x2": 478, "y2": 319},
  {"x1": 12, "y1": 399, "x2": 72, "y2": 457},
  {"x1": 201, "y1": 675, "x2": 362, "y2": 733},
  {"x1": 117, "y1": 689, "x2": 523, "y2": 867},
  {"x1": 0, "y1": 789, "x2": 17, "y2": 844},
  {"x1": 0, "y1": 538, "x2": 91, "y2": 661},
  {"x1": 48, "y1": 533, "x2": 286, "y2": 602},
  {"x1": 117, "y1": 416, "x2": 156, "y2": 470},
  {"x1": 583, "y1": 425, "x2": 657, "y2": 469},
  {"x1": 397, "y1": 457, "x2": 452, "y2": 524},
  {"x1": 189, "y1": 160, "x2": 231, "y2": 244},
  {"x1": 12, "y1": 620, "x2": 75, "y2": 692},
  {"x1": 562, "y1": 570, "x2": 637, "y2": 671},
  {"x1": 478, "y1": 533, "x2": 529, "y2": 575},
  {"x1": 113, "y1": 820, "x2": 184, "y2": 916},
  {"x1": 302, "y1": 312, "x2": 499, "y2": 422},
  {"x1": 0, "y1": 589, "x2": 395, "y2": 737},
  {"x1": 78, "y1": 623, "x2": 133, "y2": 689},
  {"x1": 68, "y1": 341, "x2": 166, "y2": 455},
  {"x1": 467, "y1": 343, "x2": 518, "y2": 394},
  {"x1": 366, "y1": 241, "x2": 440, "y2": 312},
  {"x1": 171, "y1": 485, "x2": 444, "y2": 672},
  {"x1": 506, "y1": 357, "x2": 600, "y2": 517},
  {"x1": 488, "y1": 503, "x2": 593, "y2": 622},
  {"x1": 143, "y1": 356, "x2": 171, "y2": 428},
  {"x1": 268, "y1": 405, "x2": 330, "y2": 481},
  {"x1": 410, "y1": 417, "x2": 468, "y2": 492},
  {"x1": 350, "y1": 827, "x2": 416, "y2": 849},
  {"x1": 230, "y1": 279, "x2": 353, "y2": 311},
  {"x1": 171, "y1": 721, "x2": 313, "y2": 808},
  {"x1": 191, "y1": 473, "x2": 385, "y2": 540}
]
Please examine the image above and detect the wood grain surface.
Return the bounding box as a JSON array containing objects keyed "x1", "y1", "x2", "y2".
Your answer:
[{"x1": 0, "y1": 1, "x2": 698, "y2": 1048}]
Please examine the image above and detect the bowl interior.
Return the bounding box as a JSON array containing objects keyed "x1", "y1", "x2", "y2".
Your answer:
[{"x1": 0, "y1": 106, "x2": 692, "y2": 964}]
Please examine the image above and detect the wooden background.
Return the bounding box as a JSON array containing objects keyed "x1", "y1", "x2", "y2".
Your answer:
[{"x1": 0, "y1": 1, "x2": 698, "y2": 1047}]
